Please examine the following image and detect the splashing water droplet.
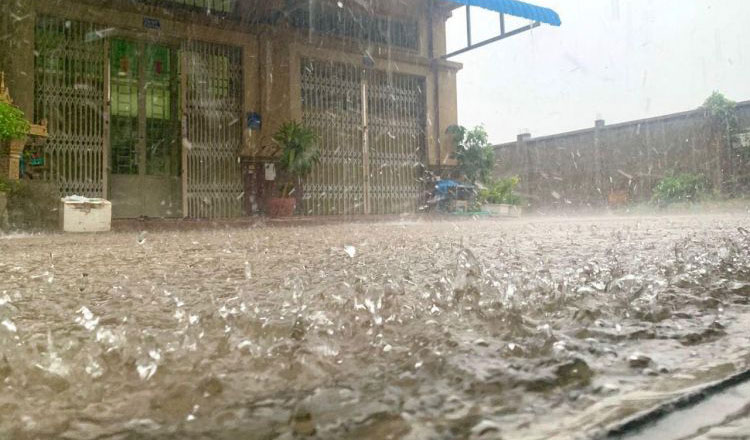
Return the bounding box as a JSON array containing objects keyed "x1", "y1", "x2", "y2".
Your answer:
[
  {"x1": 344, "y1": 246, "x2": 356, "y2": 258},
  {"x1": 137, "y1": 362, "x2": 158, "y2": 381},
  {"x1": 85, "y1": 356, "x2": 104, "y2": 378},
  {"x1": 1, "y1": 319, "x2": 17, "y2": 333},
  {"x1": 75, "y1": 306, "x2": 99, "y2": 331}
]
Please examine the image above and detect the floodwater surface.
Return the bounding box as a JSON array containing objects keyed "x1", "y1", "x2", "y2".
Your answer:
[{"x1": 1, "y1": 214, "x2": 750, "y2": 439}]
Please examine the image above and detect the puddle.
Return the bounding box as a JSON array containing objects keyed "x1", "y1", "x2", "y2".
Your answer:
[{"x1": 0, "y1": 214, "x2": 749, "y2": 439}]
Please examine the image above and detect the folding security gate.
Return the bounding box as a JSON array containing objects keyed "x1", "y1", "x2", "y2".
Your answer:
[
  {"x1": 301, "y1": 58, "x2": 425, "y2": 215},
  {"x1": 108, "y1": 39, "x2": 182, "y2": 218},
  {"x1": 181, "y1": 41, "x2": 244, "y2": 218},
  {"x1": 34, "y1": 16, "x2": 106, "y2": 198},
  {"x1": 35, "y1": 16, "x2": 243, "y2": 218}
]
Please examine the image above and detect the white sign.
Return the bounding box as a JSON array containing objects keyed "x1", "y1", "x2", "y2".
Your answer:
[{"x1": 264, "y1": 163, "x2": 276, "y2": 181}]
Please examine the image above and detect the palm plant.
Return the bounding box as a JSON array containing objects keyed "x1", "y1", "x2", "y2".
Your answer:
[{"x1": 273, "y1": 121, "x2": 320, "y2": 197}]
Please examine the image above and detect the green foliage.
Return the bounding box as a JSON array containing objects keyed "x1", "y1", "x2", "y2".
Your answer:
[
  {"x1": 0, "y1": 101, "x2": 29, "y2": 141},
  {"x1": 448, "y1": 125, "x2": 495, "y2": 184},
  {"x1": 652, "y1": 172, "x2": 708, "y2": 205},
  {"x1": 0, "y1": 176, "x2": 11, "y2": 193},
  {"x1": 479, "y1": 176, "x2": 521, "y2": 205},
  {"x1": 702, "y1": 91, "x2": 737, "y2": 124},
  {"x1": 273, "y1": 121, "x2": 320, "y2": 196},
  {"x1": 702, "y1": 91, "x2": 739, "y2": 142}
]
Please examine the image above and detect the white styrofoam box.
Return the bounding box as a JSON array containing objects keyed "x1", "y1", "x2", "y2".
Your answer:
[{"x1": 60, "y1": 196, "x2": 112, "y2": 232}]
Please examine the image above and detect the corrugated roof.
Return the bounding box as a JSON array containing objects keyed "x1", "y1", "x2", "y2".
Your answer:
[{"x1": 451, "y1": 0, "x2": 561, "y2": 26}]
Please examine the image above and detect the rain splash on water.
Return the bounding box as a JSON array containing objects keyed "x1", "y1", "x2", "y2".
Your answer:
[{"x1": 1, "y1": 214, "x2": 750, "y2": 439}]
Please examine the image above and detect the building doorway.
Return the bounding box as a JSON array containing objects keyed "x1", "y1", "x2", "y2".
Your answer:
[
  {"x1": 300, "y1": 58, "x2": 426, "y2": 215},
  {"x1": 109, "y1": 38, "x2": 182, "y2": 218}
]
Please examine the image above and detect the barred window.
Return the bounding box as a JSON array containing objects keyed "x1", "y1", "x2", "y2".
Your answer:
[
  {"x1": 137, "y1": 0, "x2": 235, "y2": 14},
  {"x1": 290, "y1": 3, "x2": 419, "y2": 51}
]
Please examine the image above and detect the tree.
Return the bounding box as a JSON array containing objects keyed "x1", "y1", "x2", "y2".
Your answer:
[
  {"x1": 701, "y1": 91, "x2": 738, "y2": 194},
  {"x1": 448, "y1": 125, "x2": 494, "y2": 184},
  {"x1": 702, "y1": 91, "x2": 737, "y2": 128}
]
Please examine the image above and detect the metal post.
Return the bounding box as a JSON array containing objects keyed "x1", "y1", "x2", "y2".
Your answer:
[
  {"x1": 180, "y1": 52, "x2": 189, "y2": 217},
  {"x1": 361, "y1": 73, "x2": 370, "y2": 215},
  {"x1": 137, "y1": 41, "x2": 147, "y2": 177},
  {"x1": 466, "y1": 5, "x2": 472, "y2": 46},
  {"x1": 102, "y1": 39, "x2": 110, "y2": 199},
  {"x1": 500, "y1": 13, "x2": 506, "y2": 35},
  {"x1": 443, "y1": 22, "x2": 541, "y2": 59},
  {"x1": 594, "y1": 119, "x2": 605, "y2": 202}
]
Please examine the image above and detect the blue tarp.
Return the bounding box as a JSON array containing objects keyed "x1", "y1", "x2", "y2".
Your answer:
[
  {"x1": 435, "y1": 180, "x2": 473, "y2": 194},
  {"x1": 435, "y1": 180, "x2": 460, "y2": 193},
  {"x1": 451, "y1": 0, "x2": 562, "y2": 26}
]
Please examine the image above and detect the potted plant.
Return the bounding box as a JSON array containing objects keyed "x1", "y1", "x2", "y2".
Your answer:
[
  {"x1": 479, "y1": 176, "x2": 522, "y2": 217},
  {"x1": 267, "y1": 121, "x2": 320, "y2": 217}
]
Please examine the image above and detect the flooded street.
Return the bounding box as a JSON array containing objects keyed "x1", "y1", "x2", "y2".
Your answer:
[{"x1": 2, "y1": 213, "x2": 750, "y2": 439}]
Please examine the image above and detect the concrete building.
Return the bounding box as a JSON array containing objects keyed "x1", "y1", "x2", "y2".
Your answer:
[
  {"x1": 1, "y1": 0, "x2": 560, "y2": 219},
  {"x1": 1, "y1": 0, "x2": 463, "y2": 218}
]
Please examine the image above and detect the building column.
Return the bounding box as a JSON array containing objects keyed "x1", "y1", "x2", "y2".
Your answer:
[
  {"x1": 517, "y1": 133, "x2": 532, "y2": 202},
  {"x1": 1, "y1": 0, "x2": 34, "y2": 181},
  {"x1": 3, "y1": 1, "x2": 35, "y2": 118},
  {"x1": 593, "y1": 119, "x2": 605, "y2": 201},
  {"x1": 427, "y1": 4, "x2": 461, "y2": 172}
]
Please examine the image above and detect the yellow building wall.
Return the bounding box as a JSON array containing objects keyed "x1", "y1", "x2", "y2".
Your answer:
[
  {"x1": 265, "y1": 1, "x2": 462, "y2": 168},
  {"x1": 15, "y1": 0, "x2": 460, "y2": 168}
]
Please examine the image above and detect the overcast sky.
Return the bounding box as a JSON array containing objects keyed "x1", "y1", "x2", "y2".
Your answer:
[{"x1": 445, "y1": 0, "x2": 750, "y2": 144}]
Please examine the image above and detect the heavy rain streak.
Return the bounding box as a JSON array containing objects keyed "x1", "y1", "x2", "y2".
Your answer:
[{"x1": 1, "y1": 0, "x2": 750, "y2": 439}]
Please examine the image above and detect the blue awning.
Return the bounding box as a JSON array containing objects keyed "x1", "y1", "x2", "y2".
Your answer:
[{"x1": 451, "y1": 0, "x2": 562, "y2": 26}]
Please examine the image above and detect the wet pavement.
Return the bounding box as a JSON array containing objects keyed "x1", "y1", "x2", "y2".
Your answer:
[{"x1": 1, "y1": 213, "x2": 750, "y2": 439}]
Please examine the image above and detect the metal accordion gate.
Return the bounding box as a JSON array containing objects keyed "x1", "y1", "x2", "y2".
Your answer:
[
  {"x1": 181, "y1": 40, "x2": 244, "y2": 218},
  {"x1": 300, "y1": 58, "x2": 425, "y2": 216},
  {"x1": 34, "y1": 16, "x2": 106, "y2": 198}
]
